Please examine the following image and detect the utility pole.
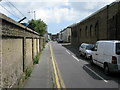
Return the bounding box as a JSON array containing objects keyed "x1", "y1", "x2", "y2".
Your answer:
[
  {"x1": 34, "y1": 11, "x2": 36, "y2": 20},
  {"x1": 28, "y1": 11, "x2": 36, "y2": 20}
]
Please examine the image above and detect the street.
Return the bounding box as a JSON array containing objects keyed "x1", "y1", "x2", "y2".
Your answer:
[
  {"x1": 1, "y1": 1, "x2": 120, "y2": 88},
  {"x1": 50, "y1": 41, "x2": 120, "y2": 88}
]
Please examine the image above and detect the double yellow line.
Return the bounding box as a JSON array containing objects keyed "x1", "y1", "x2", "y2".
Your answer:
[{"x1": 49, "y1": 44, "x2": 66, "y2": 88}]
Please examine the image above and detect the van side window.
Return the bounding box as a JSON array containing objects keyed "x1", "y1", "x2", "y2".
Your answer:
[
  {"x1": 116, "y1": 43, "x2": 120, "y2": 55},
  {"x1": 94, "y1": 43, "x2": 98, "y2": 51}
]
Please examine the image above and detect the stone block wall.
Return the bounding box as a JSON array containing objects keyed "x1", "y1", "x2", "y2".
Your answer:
[
  {"x1": 71, "y1": 2, "x2": 120, "y2": 46},
  {"x1": 25, "y1": 39, "x2": 33, "y2": 69},
  {"x1": 33, "y1": 39, "x2": 37, "y2": 58},
  {"x1": 2, "y1": 38, "x2": 23, "y2": 88},
  {"x1": 0, "y1": 13, "x2": 45, "y2": 88}
]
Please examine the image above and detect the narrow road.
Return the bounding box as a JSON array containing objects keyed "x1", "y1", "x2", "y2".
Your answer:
[{"x1": 50, "y1": 41, "x2": 120, "y2": 89}]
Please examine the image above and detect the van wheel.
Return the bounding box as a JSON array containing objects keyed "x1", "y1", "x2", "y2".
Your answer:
[{"x1": 104, "y1": 64, "x2": 110, "y2": 75}]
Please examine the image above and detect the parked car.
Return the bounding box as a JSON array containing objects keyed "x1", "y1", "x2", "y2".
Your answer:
[
  {"x1": 79, "y1": 43, "x2": 94, "y2": 59},
  {"x1": 91, "y1": 40, "x2": 120, "y2": 75},
  {"x1": 57, "y1": 39, "x2": 63, "y2": 43}
]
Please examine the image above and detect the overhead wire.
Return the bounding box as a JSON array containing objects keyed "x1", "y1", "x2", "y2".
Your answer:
[
  {"x1": 6, "y1": 0, "x2": 30, "y2": 21},
  {"x1": 5, "y1": 0, "x2": 16, "y2": 15},
  {"x1": 0, "y1": 3, "x2": 20, "y2": 20},
  {"x1": 0, "y1": 0, "x2": 30, "y2": 22},
  {"x1": 6, "y1": 0, "x2": 25, "y2": 17}
]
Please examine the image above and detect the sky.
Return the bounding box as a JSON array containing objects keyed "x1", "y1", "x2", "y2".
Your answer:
[{"x1": 0, "y1": 0, "x2": 117, "y2": 34}]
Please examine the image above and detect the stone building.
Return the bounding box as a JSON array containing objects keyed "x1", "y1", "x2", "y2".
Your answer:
[
  {"x1": 60, "y1": 27, "x2": 71, "y2": 43},
  {"x1": 51, "y1": 34, "x2": 59, "y2": 41},
  {"x1": 71, "y1": 2, "x2": 120, "y2": 46}
]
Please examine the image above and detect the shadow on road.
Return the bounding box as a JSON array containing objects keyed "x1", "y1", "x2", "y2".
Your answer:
[{"x1": 62, "y1": 43, "x2": 120, "y2": 84}]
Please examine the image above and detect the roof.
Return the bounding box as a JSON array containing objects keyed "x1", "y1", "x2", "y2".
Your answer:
[{"x1": 97, "y1": 40, "x2": 120, "y2": 43}]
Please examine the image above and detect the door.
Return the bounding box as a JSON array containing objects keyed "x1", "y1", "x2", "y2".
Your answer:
[{"x1": 116, "y1": 43, "x2": 120, "y2": 70}]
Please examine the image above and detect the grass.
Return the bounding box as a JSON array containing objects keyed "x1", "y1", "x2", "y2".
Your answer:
[
  {"x1": 25, "y1": 67, "x2": 33, "y2": 79},
  {"x1": 33, "y1": 52, "x2": 41, "y2": 65}
]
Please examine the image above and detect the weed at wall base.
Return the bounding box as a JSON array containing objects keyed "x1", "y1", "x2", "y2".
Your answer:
[
  {"x1": 25, "y1": 67, "x2": 33, "y2": 79},
  {"x1": 33, "y1": 52, "x2": 41, "y2": 65}
]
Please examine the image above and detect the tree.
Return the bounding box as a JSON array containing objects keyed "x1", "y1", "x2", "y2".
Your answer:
[{"x1": 28, "y1": 19, "x2": 47, "y2": 36}]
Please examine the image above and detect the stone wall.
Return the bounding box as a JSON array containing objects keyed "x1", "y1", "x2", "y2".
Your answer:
[
  {"x1": 0, "y1": 13, "x2": 45, "y2": 88},
  {"x1": 26, "y1": 39, "x2": 33, "y2": 69},
  {"x1": 2, "y1": 38, "x2": 23, "y2": 88},
  {"x1": 71, "y1": 2, "x2": 120, "y2": 46}
]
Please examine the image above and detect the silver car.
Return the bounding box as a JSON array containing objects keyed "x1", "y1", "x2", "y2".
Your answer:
[{"x1": 79, "y1": 43, "x2": 94, "y2": 59}]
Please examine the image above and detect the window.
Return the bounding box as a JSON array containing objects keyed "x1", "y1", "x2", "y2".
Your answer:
[
  {"x1": 79, "y1": 29, "x2": 81, "y2": 37},
  {"x1": 90, "y1": 25, "x2": 93, "y2": 37},
  {"x1": 116, "y1": 43, "x2": 120, "y2": 55},
  {"x1": 85, "y1": 26, "x2": 88, "y2": 37},
  {"x1": 94, "y1": 43, "x2": 98, "y2": 51},
  {"x1": 95, "y1": 23, "x2": 98, "y2": 36},
  {"x1": 73, "y1": 30, "x2": 77, "y2": 37}
]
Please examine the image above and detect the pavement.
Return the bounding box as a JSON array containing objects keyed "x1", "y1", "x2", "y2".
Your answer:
[{"x1": 23, "y1": 42, "x2": 53, "y2": 88}]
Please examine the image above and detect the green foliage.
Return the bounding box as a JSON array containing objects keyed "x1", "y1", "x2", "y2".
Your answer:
[
  {"x1": 28, "y1": 19, "x2": 47, "y2": 36},
  {"x1": 25, "y1": 67, "x2": 32, "y2": 78},
  {"x1": 33, "y1": 52, "x2": 41, "y2": 65}
]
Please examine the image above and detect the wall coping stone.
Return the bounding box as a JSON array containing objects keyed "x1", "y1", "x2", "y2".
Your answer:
[{"x1": 0, "y1": 13, "x2": 40, "y2": 36}]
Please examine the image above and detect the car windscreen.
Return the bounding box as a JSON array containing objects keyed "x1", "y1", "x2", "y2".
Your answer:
[
  {"x1": 86, "y1": 45, "x2": 94, "y2": 50},
  {"x1": 116, "y1": 43, "x2": 120, "y2": 55}
]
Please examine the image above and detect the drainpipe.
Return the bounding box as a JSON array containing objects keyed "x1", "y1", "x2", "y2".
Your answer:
[
  {"x1": 107, "y1": 5, "x2": 109, "y2": 40},
  {"x1": 116, "y1": 2, "x2": 120, "y2": 40}
]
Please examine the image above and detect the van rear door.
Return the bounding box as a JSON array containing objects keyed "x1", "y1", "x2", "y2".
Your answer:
[{"x1": 116, "y1": 43, "x2": 120, "y2": 70}]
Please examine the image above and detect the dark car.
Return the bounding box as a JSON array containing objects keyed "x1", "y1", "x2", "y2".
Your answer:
[{"x1": 57, "y1": 39, "x2": 63, "y2": 43}]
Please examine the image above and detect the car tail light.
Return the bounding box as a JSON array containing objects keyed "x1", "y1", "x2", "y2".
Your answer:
[{"x1": 112, "y1": 56, "x2": 117, "y2": 64}]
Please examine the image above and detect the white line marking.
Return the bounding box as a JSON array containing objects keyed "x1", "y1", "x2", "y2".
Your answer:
[
  {"x1": 72, "y1": 55, "x2": 79, "y2": 61},
  {"x1": 66, "y1": 50, "x2": 71, "y2": 54},
  {"x1": 85, "y1": 66, "x2": 108, "y2": 83}
]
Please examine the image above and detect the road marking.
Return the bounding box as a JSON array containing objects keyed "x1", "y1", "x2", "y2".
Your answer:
[
  {"x1": 72, "y1": 55, "x2": 79, "y2": 61},
  {"x1": 54, "y1": 55, "x2": 66, "y2": 88},
  {"x1": 85, "y1": 66, "x2": 108, "y2": 83},
  {"x1": 50, "y1": 44, "x2": 60, "y2": 88},
  {"x1": 66, "y1": 50, "x2": 71, "y2": 54},
  {"x1": 49, "y1": 44, "x2": 66, "y2": 88}
]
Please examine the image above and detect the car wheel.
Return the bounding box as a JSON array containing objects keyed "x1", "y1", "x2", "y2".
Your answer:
[
  {"x1": 104, "y1": 64, "x2": 110, "y2": 75},
  {"x1": 90, "y1": 57, "x2": 94, "y2": 65},
  {"x1": 90, "y1": 56, "x2": 92, "y2": 60},
  {"x1": 79, "y1": 51, "x2": 82, "y2": 56},
  {"x1": 84, "y1": 53, "x2": 87, "y2": 59}
]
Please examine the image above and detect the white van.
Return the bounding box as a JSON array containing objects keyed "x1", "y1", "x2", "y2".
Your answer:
[{"x1": 91, "y1": 40, "x2": 120, "y2": 75}]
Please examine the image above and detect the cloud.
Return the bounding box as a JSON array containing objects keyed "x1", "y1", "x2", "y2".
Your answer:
[
  {"x1": 0, "y1": 0, "x2": 116, "y2": 34},
  {"x1": 36, "y1": 7, "x2": 79, "y2": 23},
  {"x1": 3, "y1": 0, "x2": 115, "y2": 2}
]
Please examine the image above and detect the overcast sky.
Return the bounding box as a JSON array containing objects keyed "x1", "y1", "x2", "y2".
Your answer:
[{"x1": 0, "y1": 0, "x2": 116, "y2": 34}]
